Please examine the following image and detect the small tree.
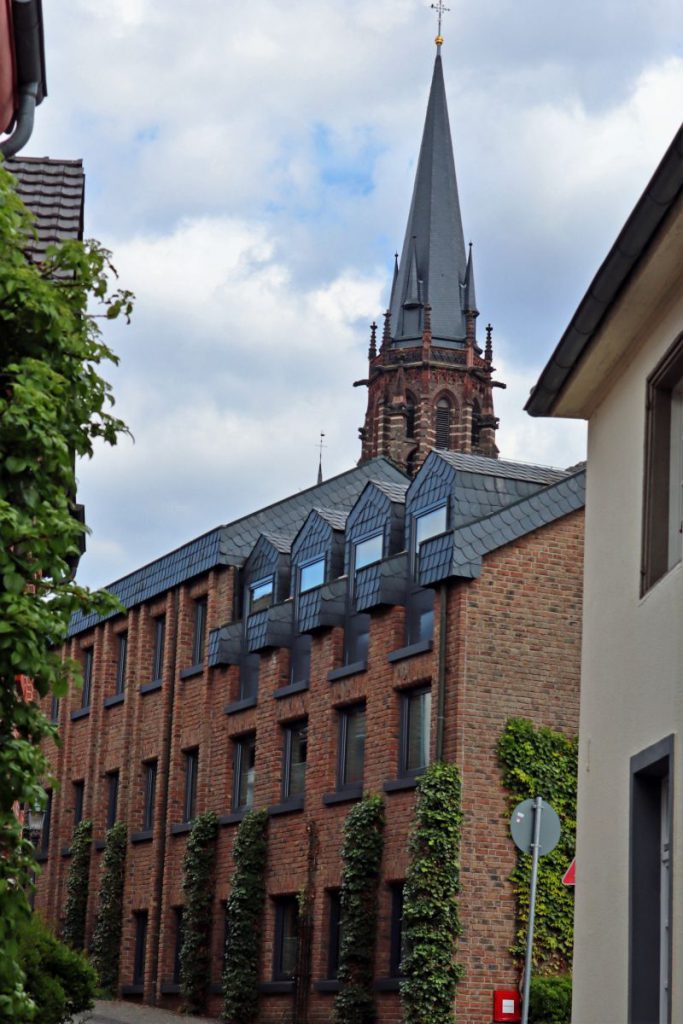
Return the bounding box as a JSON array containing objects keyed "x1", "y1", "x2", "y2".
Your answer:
[
  {"x1": 334, "y1": 795, "x2": 385, "y2": 1024},
  {"x1": 91, "y1": 822, "x2": 127, "y2": 995},
  {"x1": 0, "y1": 161, "x2": 132, "y2": 1019},
  {"x1": 62, "y1": 819, "x2": 93, "y2": 950},
  {"x1": 222, "y1": 810, "x2": 268, "y2": 1024},
  {"x1": 180, "y1": 811, "x2": 219, "y2": 1014},
  {"x1": 401, "y1": 763, "x2": 463, "y2": 1024}
]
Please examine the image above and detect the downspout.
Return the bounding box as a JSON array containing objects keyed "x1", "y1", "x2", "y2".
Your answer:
[
  {"x1": 436, "y1": 583, "x2": 447, "y2": 761},
  {"x1": 0, "y1": 0, "x2": 45, "y2": 158},
  {"x1": 149, "y1": 588, "x2": 179, "y2": 1005},
  {"x1": 0, "y1": 81, "x2": 38, "y2": 157}
]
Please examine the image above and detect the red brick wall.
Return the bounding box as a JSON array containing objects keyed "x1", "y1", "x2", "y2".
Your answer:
[{"x1": 36, "y1": 510, "x2": 582, "y2": 1024}]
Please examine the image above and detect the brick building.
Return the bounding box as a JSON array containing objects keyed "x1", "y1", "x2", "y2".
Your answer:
[{"x1": 33, "y1": 41, "x2": 585, "y2": 1024}]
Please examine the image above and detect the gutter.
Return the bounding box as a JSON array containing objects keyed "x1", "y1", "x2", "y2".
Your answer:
[
  {"x1": 526, "y1": 123, "x2": 683, "y2": 418},
  {"x1": 0, "y1": 0, "x2": 46, "y2": 158}
]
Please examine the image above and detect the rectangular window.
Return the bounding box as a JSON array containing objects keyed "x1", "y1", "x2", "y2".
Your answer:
[
  {"x1": 400, "y1": 687, "x2": 431, "y2": 777},
  {"x1": 327, "y1": 889, "x2": 343, "y2": 980},
  {"x1": 239, "y1": 652, "x2": 260, "y2": 700},
  {"x1": 273, "y1": 896, "x2": 299, "y2": 981},
  {"x1": 41, "y1": 789, "x2": 52, "y2": 854},
  {"x1": 192, "y1": 598, "x2": 207, "y2": 666},
  {"x1": 133, "y1": 910, "x2": 148, "y2": 986},
  {"x1": 183, "y1": 748, "x2": 199, "y2": 822},
  {"x1": 81, "y1": 648, "x2": 93, "y2": 708},
  {"x1": 173, "y1": 907, "x2": 184, "y2": 985},
  {"x1": 143, "y1": 760, "x2": 157, "y2": 832},
  {"x1": 50, "y1": 694, "x2": 60, "y2": 723},
  {"x1": 338, "y1": 704, "x2": 365, "y2": 789},
  {"x1": 354, "y1": 533, "x2": 383, "y2": 573},
  {"x1": 412, "y1": 504, "x2": 447, "y2": 572},
  {"x1": 115, "y1": 633, "x2": 128, "y2": 695},
  {"x1": 282, "y1": 720, "x2": 307, "y2": 800},
  {"x1": 642, "y1": 334, "x2": 683, "y2": 591},
  {"x1": 344, "y1": 612, "x2": 371, "y2": 665},
  {"x1": 406, "y1": 587, "x2": 435, "y2": 645},
  {"x1": 106, "y1": 770, "x2": 119, "y2": 830},
  {"x1": 290, "y1": 633, "x2": 312, "y2": 687},
  {"x1": 629, "y1": 735, "x2": 673, "y2": 1024},
  {"x1": 233, "y1": 733, "x2": 256, "y2": 811},
  {"x1": 152, "y1": 615, "x2": 166, "y2": 682},
  {"x1": 249, "y1": 577, "x2": 273, "y2": 614},
  {"x1": 299, "y1": 557, "x2": 325, "y2": 594},
  {"x1": 73, "y1": 780, "x2": 84, "y2": 827},
  {"x1": 389, "y1": 883, "x2": 407, "y2": 977}
]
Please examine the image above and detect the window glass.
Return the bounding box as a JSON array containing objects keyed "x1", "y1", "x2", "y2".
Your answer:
[
  {"x1": 667, "y1": 384, "x2": 683, "y2": 571},
  {"x1": 327, "y1": 890, "x2": 343, "y2": 979},
  {"x1": 403, "y1": 688, "x2": 431, "y2": 774},
  {"x1": 390, "y1": 883, "x2": 407, "y2": 977},
  {"x1": 284, "y1": 721, "x2": 308, "y2": 798},
  {"x1": 152, "y1": 615, "x2": 166, "y2": 681},
  {"x1": 106, "y1": 770, "x2": 119, "y2": 830},
  {"x1": 249, "y1": 577, "x2": 273, "y2": 614},
  {"x1": 340, "y1": 704, "x2": 366, "y2": 787},
  {"x1": 183, "y1": 749, "x2": 198, "y2": 822},
  {"x1": 143, "y1": 761, "x2": 157, "y2": 831},
  {"x1": 192, "y1": 598, "x2": 207, "y2": 665},
  {"x1": 274, "y1": 898, "x2": 299, "y2": 980},
  {"x1": 235, "y1": 734, "x2": 256, "y2": 810},
  {"x1": 133, "y1": 911, "x2": 148, "y2": 985},
  {"x1": 290, "y1": 634, "x2": 312, "y2": 687},
  {"x1": 73, "y1": 780, "x2": 84, "y2": 826},
  {"x1": 415, "y1": 505, "x2": 447, "y2": 549},
  {"x1": 354, "y1": 533, "x2": 383, "y2": 572},
  {"x1": 115, "y1": 633, "x2": 127, "y2": 695},
  {"x1": 81, "y1": 648, "x2": 93, "y2": 708},
  {"x1": 300, "y1": 558, "x2": 325, "y2": 593}
]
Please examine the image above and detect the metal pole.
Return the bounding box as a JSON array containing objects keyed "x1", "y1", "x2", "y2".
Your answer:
[{"x1": 521, "y1": 796, "x2": 543, "y2": 1024}]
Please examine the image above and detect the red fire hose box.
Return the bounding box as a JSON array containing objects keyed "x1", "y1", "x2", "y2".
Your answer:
[{"x1": 493, "y1": 988, "x2": 521, "y2": 1022}]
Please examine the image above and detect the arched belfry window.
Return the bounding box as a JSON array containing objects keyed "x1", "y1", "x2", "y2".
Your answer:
[
  {"x1": 471, "y1": 399, "x2": 481, "y2": 449},
  {"x1": 406, "y1": 392, "x2": 416, "y2": 439},
  {"x1": 435, "y1": 397, "x2": 453, "y2": 449}
]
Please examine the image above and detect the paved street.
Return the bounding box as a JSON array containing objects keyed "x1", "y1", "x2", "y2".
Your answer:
[{"x1": 75, "y1": 1000, "x2": 215, "y2": 1024}]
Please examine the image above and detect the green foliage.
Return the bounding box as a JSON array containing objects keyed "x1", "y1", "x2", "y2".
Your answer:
[
  {"x1": 0, "y1": 161, "x2": 131, "y2": 1017},
  {"x1": 400, "y1": 762, "x2": 463, "y2": 1024},
  {"x1": 497, "y1": 718, "x2": 577, "y2": 972},
  {"x1": 181, "y1": 811, "x2": 219, "y2": 1014},
  {"x1": 334, "y1": 794, "x2": 385, "y2": 1024},
  {"x1": 62, "y1": 819, "x2": 93, "y2": 950},
  {"x1": 222, "y1": 810, "x2": 269, "y2": 1024},
  {"x1": 20, "y1": 913, "x2": 97, "y2": 1024},
  {"x1": 528, "y1": 974, "x2": 572, "y2": 1023},
  {"x1": 91, "y1": 822, "x2": 127, "y2": 996}
]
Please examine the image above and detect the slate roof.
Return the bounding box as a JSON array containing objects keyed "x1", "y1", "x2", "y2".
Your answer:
[
  {"x1": 68, "y1": 457, "x2": 408, "y2": 637},
  {"x1": 369, "y1": 479, "x2": 409, "y2": 503},
  {"x1": 312, "y1": 507, "x2": 348, "y2": 531},
  {"x1": 389, "y1": 51, "x2": 469, "y2": 345},
  {"x1": 4, "y1": 156, "x2": 85, "y2": 261},
  {"x1": 434, "y1": 450, "x2": 567, "y2": 485}
]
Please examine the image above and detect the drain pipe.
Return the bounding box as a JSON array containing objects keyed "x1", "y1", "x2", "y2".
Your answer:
[
  {"x1": 436, "y1": 583, "x2": 447, "y2": 761},
  {"x1": 0, "y1": 0, "x2": 46, "y2": 158}
]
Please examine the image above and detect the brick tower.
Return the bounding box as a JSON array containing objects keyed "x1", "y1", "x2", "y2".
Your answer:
[{"x1": 357, "y1": 41, "x2": 504, "y2": 475}]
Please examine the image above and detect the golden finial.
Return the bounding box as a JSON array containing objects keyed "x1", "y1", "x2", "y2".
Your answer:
[{"x1": 431, "y1": 1, "x2": 450, "y2": 44}]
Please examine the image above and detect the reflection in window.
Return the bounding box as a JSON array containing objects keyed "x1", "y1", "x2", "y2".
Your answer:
[
  {"x1": 273, "y1": 897, "x2": 299, "y2": 981},
  {"x1": 354, "y1": 533, "x2": 383, "y2": 573},
  {"x1": 283, "y1": 720, "x2": 308, "y2": 799},
  {"x1": 234, "y1": 733, "x2": 256, "y2": 811},
  {"x1": 415, "y1": 505, "x2": 447, "y2": 549},
  {"x1": 249, "y1": 577, "x2": 273, "y2": 614},
  {"x1": 300, "y1": 558, "x2": 325, "y2": 593},
  {"x1": 401, "y1": 688, "x2": 431, "y2": 776},
  {"x1": 339, "y1": 704, "x2": 365, "y2": 789}
]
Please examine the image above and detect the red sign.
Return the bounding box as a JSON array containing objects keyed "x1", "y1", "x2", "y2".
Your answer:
[{"x1": 562, "y1": 857, "x2": 576, "y2": 886}]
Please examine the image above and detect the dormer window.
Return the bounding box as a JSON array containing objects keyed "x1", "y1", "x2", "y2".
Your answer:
[
  {"x1": 413, "y1": 504, "x2": 447, "y2": 566},
  {"x1": 249, "y1": 576, "x2": 273, "y2": 614},
  {"x1": 354, "y1": 533, "x2": 383, "y2": 574},
  {"x1": 299, "y1": 557, "x2": 325, "y2": 594}
]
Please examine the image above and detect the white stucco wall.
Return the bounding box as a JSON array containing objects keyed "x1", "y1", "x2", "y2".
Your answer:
[{"x1": 572, "y1": 285, "x2": 683, "y2": 1024}]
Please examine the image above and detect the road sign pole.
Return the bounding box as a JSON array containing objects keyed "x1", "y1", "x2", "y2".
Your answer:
[{"x1": 521, "y1": 796, "x2": 543, "y2": 1024}]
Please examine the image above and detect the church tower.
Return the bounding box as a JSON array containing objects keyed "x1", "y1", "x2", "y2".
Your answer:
[{"x1": 357, "y1": 35, "x2": 504, "y2": 475}]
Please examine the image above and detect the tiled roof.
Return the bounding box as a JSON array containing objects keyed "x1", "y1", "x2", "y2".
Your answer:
[
  {"x1": 68, "y1": 457, "x2": 408, "y2": 637},
  {"x1": 312, "y1": 507, "x2": 348, "y2": 531},
  {"x1": 368, "y1": 479, "x2": 409, "y2": 503},
  {"x1": 434, "y1": 450, "x2": 567, "y2": 485},
  {"x1": 4, "y1": 156, "x2": 85, "y2": 261}
]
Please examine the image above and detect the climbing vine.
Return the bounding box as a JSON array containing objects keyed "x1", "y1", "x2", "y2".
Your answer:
[
  {"x1": 91, "y1": 821, "x2": 127, "y2": 996},
  {"x1": 401, "y1": 762, "x2": 463, "y2": 1024},
  {"x1": 62, "y1": 819, "x2": 93, "y2": 950},
  {"x1": 497, "y1": 718, "x2": 577, "y2": 973},
  {"x1": 334, "y1": 794, "x2": 385, "y2": 1024},
  {"x1": 222, "y1": 809, "x2": 268, "y2": 1024},
  {"x1": 180, "y1": 811, "x2": 219, "y2": 1014}
]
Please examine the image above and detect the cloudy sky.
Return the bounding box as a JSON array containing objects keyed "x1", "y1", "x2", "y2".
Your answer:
[{"x1": 23, "y1": 0, "x2": 683, "y2": 589}]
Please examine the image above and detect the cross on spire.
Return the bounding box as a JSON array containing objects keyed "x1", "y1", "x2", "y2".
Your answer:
[{"x1": 430, "y1": 0, "x2": 450, "y2": 42}]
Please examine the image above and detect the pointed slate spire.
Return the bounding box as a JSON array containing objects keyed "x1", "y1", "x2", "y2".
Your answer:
[
  {"x1": 389, "y1": 252, "x2": 399, "y2": 309},
  {"x1": 464, "y1": 242, "x2": 477, "y2": 315},
  {"x1": 389, "y1": 50, "x2": 468, "y2": 345}
]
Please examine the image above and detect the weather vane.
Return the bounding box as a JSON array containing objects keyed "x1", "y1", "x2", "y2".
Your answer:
[
  {"x1": 430, "y1": 0, "x2": 450, "y2": 43},
  {"x1": 316, "y1": 431, "x2": 327, "y2": 485}
]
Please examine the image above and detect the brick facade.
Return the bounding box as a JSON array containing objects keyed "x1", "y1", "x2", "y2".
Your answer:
[{"x1": 35, "y1": 458, "x2": 583, "y2": 1024}]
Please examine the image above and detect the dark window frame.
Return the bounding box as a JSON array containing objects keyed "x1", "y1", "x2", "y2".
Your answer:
[
  {"x1": 272, "y1": 895, "x2": 299, "y2": 982},
  {"x1": 73, "y1": 780, "x2": 85, "y2": 827},
  {"x1": 182, "y1": 748, "x2": 199, "y2": 823},
  {"x1": 142, "y1": 760, "x2": 157, "y2": 832},
  {"x1": 40, "y1": 789, "x2": 52, "y2": 853},
  {"x1": 282, "y1": 720, "x2": 308, "y2": 801},
  {"x1": 389, "y1": 882, "x2": 406, "y2": 978},
  {"x1": 81, "y1": 647, "x2": 93, "y2": 709},
  {"x1": 399, "y1": 686, "x2": 432, "y2": 778},
  {"x1": 248, "y1": 575, "x2": 274, "y2": 615},
  {"x1": 152, "y1": 615, "x2": 166, "y2": 682},
  {"x1": 299, "y1": 556, "x2": 326, "y2": 595},
  {"x1": 192, "y1": 597, "x2": 207, "y2": 666},
  {"x1": 233, "y1": 732, "x2": 256, "y2": 812},
  {"x1": 133, "y1": 910, "x2": 148, "y2": 986},
  {"x1": 641, "y1": 332, "x2": 683, "y2": 593},
  {"x1": 106, "y1": 769, "x2": 119, "y2": 830},
  {"x1": 337, "y1": 703, "x2": 366, "y2": 791},
  {"x1": 327, "y1": 889, "x2": 342, "y2": 980},
  {"x1": 115, "y1": 632, "x2": 128, "y2": 696}
]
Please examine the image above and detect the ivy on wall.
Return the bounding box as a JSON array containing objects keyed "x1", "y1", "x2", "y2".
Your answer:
[
  {"x1": 334, "y1": 794, "x2": 385, "y2": 1024},
  {"x1": 91, "y1": 822, "x2": 127, "y2": 996},
  {"x1": 222, "y1": 809, "x2": 268, "y2": 1024},
  {"x1": 401, "y1": 762, "x2": 463, "y2": 1024},
  {"x1": 497, "y1": 718, "x2": 577, "y2": 973},
  {"x1": 62, "y1": 819, "x2": 93, "y2": 950},
  {"x1": 180, "y1": 811, "x2": 219, "y2": 1015}
]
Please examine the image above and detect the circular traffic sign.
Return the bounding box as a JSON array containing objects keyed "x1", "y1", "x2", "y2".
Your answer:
[{"x1": 510, "y1": 798, "x2": 561, "y2": 856}]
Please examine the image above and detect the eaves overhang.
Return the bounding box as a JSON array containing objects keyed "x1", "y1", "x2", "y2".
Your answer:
[{"x1": 526, "y1": 123, "x2": 683, "y2": 420}]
